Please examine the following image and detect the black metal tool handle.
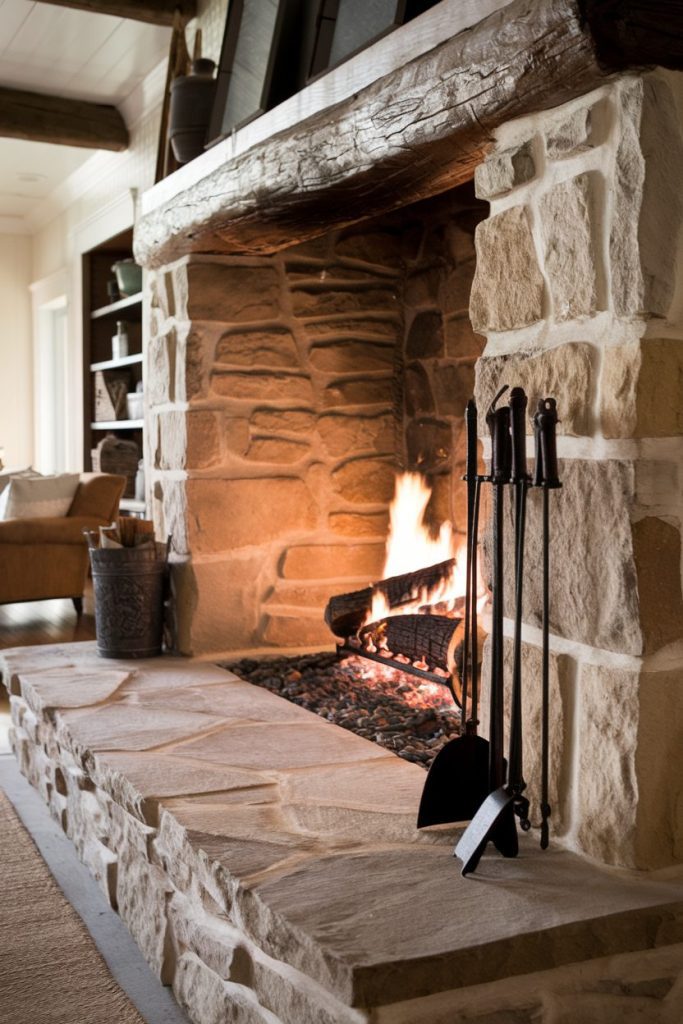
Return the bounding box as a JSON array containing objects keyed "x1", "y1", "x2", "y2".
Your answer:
[
  {"x1": 487, "y1": 386, "x2": 511, "y2": 485},
  {"x1": 461, "y1": 400, "x2": 478, "y2": 727},
  {"x1": 465, "y1": 399, "x2": 478, "y2": 483},
  {"x1": 509, "y1": 387, "x2": 529, "y2": 483},
  {"x1": 535, "y1": 397, "x2": 561, "y2": 489}
]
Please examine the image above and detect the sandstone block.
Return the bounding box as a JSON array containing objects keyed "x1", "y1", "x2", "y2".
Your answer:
[
  {"x1": 224, "y1": 417, "x2": 250, "y2": 457},
  {"x1": 475, "y1": 343, "x2": 594, "y2": 436},
  {"x1": 446, "y1": 219, "x2": 477, "y2": 263},
  {"x1": 485, "y1": 461, "x2": 643, "y2": 655},
  {"x1": 262, "y1": 616, "x2": 335, "y2": 647},
  {"x1": 470, "y1": 207, "x2": 544, "y2": 333},
  {"x1": 540, "y1": 174, "x2": 597, "y2": 320},
  {"x1": 186, "y1": 556, "x2": 264, "y2": 653},
  {"x1": 302, "y1": 316, "x2": 399, "y2": 341},
  {"x1": 184, "y1": 263, "x2": 281, "y2": 321},
  {"x1": 328, "y1": 511, "x2": 389, "y2": 537},
  {"x1": 632, "y1": 516, "x2": 683, "y2": 654},
  {"x1": 440, "y1": 260, "x2": 476, "y2": 315},
  {"x1": 432, "y1": 361, "x2": 474, "y2": 417},
  {"x1": 158, "y1": 478, "x2": 189, "y2": 555},
  {"x1": 309, "y1": 340, "x2": 394, "y2": 373},
  {"x1": 331, "y1": 457, "x2": 395, "y2": 504},
  {"x1": 246, "y1": 437, "x2": 309, "y2": 464},
  {"x1": 318, "y1": 412, "x2": 393, "y2": 457},
  {"x1": 611, "y1": 78, "x2": 683, "y2": 318},
  {"x1": 480, "y1": 637, "x2": 570, "y2": 833},
  {"x1": 444, "y1": 315, "x2": 485, "y2": 359},
  {"x1": 282, "y1": 543, "x2": 385, "y2": 580},
  {"x1": 181, "y1": 327, "x2": 210, "y2": 401},
  {"x1": 292, "y1": 287, "x2": 398, "y2": 319},
  {"x1": 321, "y1": 376, "x2": 392, "y2": 408},
  {"x1": 215, "y1": 328, "x2": 299, "y2": 367},
  {"x1": 405, "y1": 418, "x2": 452, "y2": 472},
  {"x1": 406, "y1": 312, "x2": 444, "y2": 359},
  {"x1": 210, "y1": 371, "x2": 314, "y2": 403},
  {"x1": 474, "y1": 141, "x2": 535, "y2": 199},
  {"x1": 147, "y1": 332, "x2": 175, "y2": 405},
  {"x1": 186, "y1": 478, "x2": 319, "y2": 553},
  {"x1": 264, "y1": 582, "x2": 348, "y2": 609},
  {"x1": 546, "y1": 106, "x2": 592, "y2": 158},
  {"x1": 156, "y1": 411, "x2": 186, "y2": 470},
  {"x1": 601, "y1": 340, "x2": 683, "y2": 438},
  {"x1": 187, "y1": 411, "x2": 223, "y2": 469},
  {"x1": 404, "y1": 363, "x2": 434, "y2": 416},
  {"x1": 250, "y1": 409, "x2": 315, "y2": 435},
  {"x1": 404, "y1": 267, "x2": 441, "y2": 307}
]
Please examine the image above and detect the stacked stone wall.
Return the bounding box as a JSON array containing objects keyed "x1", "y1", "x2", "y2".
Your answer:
[
  {"x1": 145, "y1": 188, "x2": 486, "y2": 657},
  {"x1": 471, "y1": 71, "x2": 683, "y2": 869}
]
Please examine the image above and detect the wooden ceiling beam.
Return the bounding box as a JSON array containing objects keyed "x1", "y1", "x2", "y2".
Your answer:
[
  {"x1": 0, "y1": 87, "x2": 129, "y2": 151},
  {"x1": 34, "y1": 0, "x2": 196, "y2": 27}
]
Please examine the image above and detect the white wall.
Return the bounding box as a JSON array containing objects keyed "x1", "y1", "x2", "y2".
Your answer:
[{"x1": 0, "y1": 234, "x2": 33, "y2": 468}]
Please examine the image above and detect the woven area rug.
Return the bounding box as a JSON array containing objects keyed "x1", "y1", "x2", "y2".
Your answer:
[{"x1": 0, "y1": 787, "x2": 146, "y2": 1024}]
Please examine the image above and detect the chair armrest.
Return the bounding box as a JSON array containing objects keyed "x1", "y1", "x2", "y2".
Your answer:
[{"x1": 0, "y1": 515, "x2": 108, "y2": 546}]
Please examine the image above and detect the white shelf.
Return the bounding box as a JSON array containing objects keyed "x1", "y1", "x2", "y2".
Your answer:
[
  {"x1": 91, "y1": 420, "x2": 144, "y2": 430},
  {"x1": 119, "y1": 498, "x2": 146, "y2": 513},
  {"x1": 91, "y1": 292, "x2": 143, "y2": 320},
  {"x1": 90, "y1": 353, "x2": 143, "y2": 371}
]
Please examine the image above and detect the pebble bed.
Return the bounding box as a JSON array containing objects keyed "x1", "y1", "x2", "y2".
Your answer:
[{"x1": 221, "y1": 652, "x2": 462, "y2": 770}]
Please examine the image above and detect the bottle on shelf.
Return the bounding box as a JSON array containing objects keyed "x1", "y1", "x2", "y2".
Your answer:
[{"x1": 112, "y1": 321, "x2": 129, "y2": 360}]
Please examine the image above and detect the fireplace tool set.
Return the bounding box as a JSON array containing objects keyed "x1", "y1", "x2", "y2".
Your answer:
[{"x1": 416, "y1": 385, "x2": 562, "y2": 874}]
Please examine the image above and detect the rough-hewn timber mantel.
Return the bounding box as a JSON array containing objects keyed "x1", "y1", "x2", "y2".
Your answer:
[{"x1": 134, "y1": 0, "x2": 680, "y2": 268}]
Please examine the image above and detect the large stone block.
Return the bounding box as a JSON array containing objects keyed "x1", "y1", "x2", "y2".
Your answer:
[
  {"x1": 443, "y1": 315, "x2": 484, "y2": 360},
  {"x1": 211, "y1": 371, "x2": 314, "y2": 403},
  {"x1": 318, "y1": 412, "x2": 393, "y2": 457},
  {"x1": 186, "y1": 478, "x2": 319, "y2": 553},
  {"x1": 309, "y1": 340, "x2": 394, "y2": 373},
  {"x1": 439, "y1": 260, "x2": 476, "y2": 315},
  {"x1": 147, "y1": 331, "x2": 175, "y2": 406},
  {"x1": 475, "y1": 343, "x2": 594, "y2": 436},
  {"x1": 187, "y1": 411, "x2": 223, "y2": 468},
  {"x1": 331, "y1": 457, "x2": 395, "y2": 504},
  {"x1": 281, "y1": 543, "x2": 385, "y2": 580},
  {"x1": 321, "y1": 376, "x2": 392, "y2": 408},
  {"x1": 334, "y1": 228, "x2": 415, "y2": 265},
  {"x1": 292, "y1": 287, "x2": 398, "y2": 318},
  {"x1": 546, "y1": 105, "x2": 593, "y2": 158},
  {"x1": 246, "y1": 437, "x2": 310, "y2": 464},
  {"x1": 187, "y1": 556, "x2": 264, "y2": 653},
  {"x1": 215, "y1": 328, "x2": 299, "y2": 367},
  {"x1": 432, "y1": 361, "x2": 474, "y2": 417},
  {"x1": 250, "y1": 410, "x2": 316, "y2": 435},
  {"x1": 479, "y1": 637, "x2": 571, "y2": 834},
  {"x1": 611, "y1": 77, "x2": 683, "y2": 318},
  {"x1": 405, "y1": 418, "x2": 452, "y2": 472},
  {"x1": 539, "y1": 174, "x2": 597, "y2": 320},
  {"x1": 262, "y1": 616, "x2": 335, "y2": 647},
  {"x1": 474, "y1": 141, "x2": 535, "y2": 199},
  {"x1": 601, "y1": 340, "x2": 683, "y2": 438},
  {"x1": 404, "y1": 363, "x2": 434, "y2": 417},
  {"x1": 631, "y1": 516, "x2": 683, "y2": 655},
  {"x1": 406, "y1": 312, "x2": 444, "y2": 359},
  {"x1": 328, "y1": 511, "x2": 389, "y2": 537},
  {"x1": 486, "y1": 461, "x2": 643, "y2": 655},
  {"x1": 302, "y1": 316, "x2": 399, "y2": 341},
  {"x1": 470, "y1": 207, "x2": 544, "y2": 333},
  {"x1": 182, "y1": 262, "x2": 281, "y2": 321}
]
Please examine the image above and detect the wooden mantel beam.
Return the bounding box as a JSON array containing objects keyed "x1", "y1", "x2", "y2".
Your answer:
[
  {"x1": 34, "y1": 0, "x2": 196, "y2": 26},
  {"x1": 134, "y1": 0, "x2": 683, "y2": 269},
  {"x1": 0, "y1": 87, "x2": 129, "y2": 151}
]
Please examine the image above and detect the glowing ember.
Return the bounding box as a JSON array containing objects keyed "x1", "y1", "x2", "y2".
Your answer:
[{"x1": 367, "y1": 472, "x2": 469, "y2": 624}]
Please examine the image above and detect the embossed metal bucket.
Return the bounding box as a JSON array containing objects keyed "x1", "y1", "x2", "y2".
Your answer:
[{"x1": 90, "y1": 543, "x2": 167, "y2": 659}]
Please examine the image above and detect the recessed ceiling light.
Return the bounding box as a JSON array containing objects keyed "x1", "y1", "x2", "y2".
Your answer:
[{"x1": 17, "y1": 172, "x2": 48, "y2": 183}]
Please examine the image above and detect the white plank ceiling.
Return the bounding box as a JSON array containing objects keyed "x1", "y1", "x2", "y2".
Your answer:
[{"x1": 0, "y1": 0, "x2": 171, "y2": 228}]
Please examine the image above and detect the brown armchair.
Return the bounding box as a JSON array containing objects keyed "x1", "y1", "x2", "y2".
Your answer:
[{"x1": 0, "y1": 473, "x2": 125, "y2": 612}]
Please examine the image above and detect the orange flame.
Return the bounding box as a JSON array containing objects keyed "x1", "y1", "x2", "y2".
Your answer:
[{"x1": 366, "y1": 473, "x2": 469, "y2": 625}]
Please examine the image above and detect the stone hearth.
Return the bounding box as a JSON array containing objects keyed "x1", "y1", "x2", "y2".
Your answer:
[{"x1": 4, "y1": 643, "x2": 683, "y2": 1023}]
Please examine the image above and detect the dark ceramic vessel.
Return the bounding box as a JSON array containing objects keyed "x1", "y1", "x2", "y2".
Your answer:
[{"x1": 169, "y1": 58, "x2": 217, "y2": 164}]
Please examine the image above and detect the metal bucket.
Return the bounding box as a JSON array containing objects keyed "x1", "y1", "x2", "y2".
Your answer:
[{"x1": 90, "y1": 543, "x2": 167, "y2": 659}]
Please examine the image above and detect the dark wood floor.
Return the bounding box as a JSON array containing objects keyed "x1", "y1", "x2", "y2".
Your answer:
[{"x1": 0, "y1": 585, "x2": 97, "y2": 650}]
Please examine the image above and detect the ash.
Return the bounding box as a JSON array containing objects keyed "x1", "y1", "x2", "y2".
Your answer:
[{"x1": 220, "y1": 651, "x2": 461, "y2": 770}]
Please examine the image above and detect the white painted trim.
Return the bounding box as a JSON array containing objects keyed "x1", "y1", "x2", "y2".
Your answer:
[
  {"x1": 31, "y1": 269, "x2": 68, "y2": 473},
  {"x1": 141, "y1": 0, "x2": 514, "y2": 216},
  {"x1": 29, "y1": 267, "x2": 68, "y2": 300}
]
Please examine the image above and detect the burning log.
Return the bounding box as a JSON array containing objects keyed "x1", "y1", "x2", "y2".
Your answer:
[
  {"x1": 362, "y1": 614, "x2": 462, "y2": 676},
  {"x1": 325, "y1": 558, "x2": 456, "y2": 638}
]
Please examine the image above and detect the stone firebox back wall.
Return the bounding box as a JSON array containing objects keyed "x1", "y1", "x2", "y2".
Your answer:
[{"x1": 146, "y1": 187, "x2": 486, "y2": 656}]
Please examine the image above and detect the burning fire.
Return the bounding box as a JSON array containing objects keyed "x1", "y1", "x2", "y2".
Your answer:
[{"x1": 367, "y1": 472, "x2": 469, "y2": 624}]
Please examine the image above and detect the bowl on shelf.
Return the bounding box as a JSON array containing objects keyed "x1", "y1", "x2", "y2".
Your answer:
[{"x1": 112, "y1": 259, "x2": 142, "y2": 297}]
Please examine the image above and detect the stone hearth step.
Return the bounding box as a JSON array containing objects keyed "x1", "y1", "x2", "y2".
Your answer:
[{"x1": 2, "y1": 641, "x2": 682, "y2": 1024}]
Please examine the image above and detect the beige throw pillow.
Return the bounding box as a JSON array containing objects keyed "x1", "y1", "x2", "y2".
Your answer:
[{"x1": 2, "y1": 473, "x2": 80, "y2": 520}]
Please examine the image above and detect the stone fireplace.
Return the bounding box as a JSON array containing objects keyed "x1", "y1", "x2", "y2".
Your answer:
[{"x1": 134, "y1": 0, "x2": 683, "y2": 875}]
